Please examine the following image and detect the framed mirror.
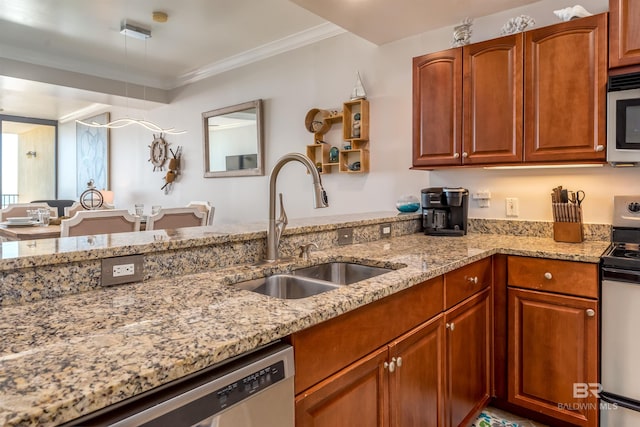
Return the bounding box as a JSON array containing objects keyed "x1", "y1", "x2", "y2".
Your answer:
[{"x1": 202, "y1": 99, "x2": 264, "y2": 178}]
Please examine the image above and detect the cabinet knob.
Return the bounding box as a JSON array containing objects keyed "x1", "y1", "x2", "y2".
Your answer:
[
  {"x1": 586, "y1": 308, "x2": 596, "y2": 317},
  {"x1": 446, "y1": 322, "x2": 455, "y2": 331},
  {"x1": 462, "y1": 152, "x2": 468, "y2": 158},
  {"x1": 396, "y1": 357, "x2": 403, "y2": 367},
  {"x1": 596, "y1": 145, "x2": 605, "y2": 152},
  {"x1": 453, "y1": 152, "x2": 460, "y2": 159},
  {"x1": 544, "y1": 272, "x2": 553, "y2": 280},
  {"x1": 468, "y1": 276, "x2": 478, "y2": 284},
  {"x1": 384, "y1": 358, "x2": 396, "y2": 372}
]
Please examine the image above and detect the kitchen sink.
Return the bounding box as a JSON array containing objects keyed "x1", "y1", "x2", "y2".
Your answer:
[
  {"x1": 293, "y1": 262, "x2": 393, "y2": 285},
  {"x1": 233, "y1": 274, "x2": 340, "y2": 299}
]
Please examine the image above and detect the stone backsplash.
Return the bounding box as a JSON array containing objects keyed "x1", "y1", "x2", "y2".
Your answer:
[{"x1": 0, "y1": 214, "x2": 611, "y2": 307}]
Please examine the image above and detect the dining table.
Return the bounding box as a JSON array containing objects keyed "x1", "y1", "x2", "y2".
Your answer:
[{"x1": 0, "y1": 224, "x2": 61, "y2": 241}]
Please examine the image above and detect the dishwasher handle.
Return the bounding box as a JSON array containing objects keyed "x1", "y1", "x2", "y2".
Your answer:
[{"x1": 602, "y1": 267, "x2": 640, "y2": 284}]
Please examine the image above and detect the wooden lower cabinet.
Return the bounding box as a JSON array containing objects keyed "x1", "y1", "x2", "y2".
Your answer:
[
  {"x1": 295, "y1": 347, "x2": 389, "y2": 427},
  {"x1": 445, "y1": 287, "x2": 491, "y2": 427},
  {"x1": 296, "y1": 290, "x2": 492, "y2": 427},
  {"x1": 508, "y1": 287, "x2": 598, "y2": 427},
  {"x1": 389, "y1": 315, "x2": 445, "y2": 427},
  {"x1": 296, "y1": 315, "x2": 445, "y2": 427}
]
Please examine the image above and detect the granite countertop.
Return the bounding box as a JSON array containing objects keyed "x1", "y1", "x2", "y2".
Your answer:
[
  {"x1": 0, "y1": 232, "x2": 609, "y2": 426},
  {"x1": 0, "y1": 212, "x2": 418, "y2": 271}
]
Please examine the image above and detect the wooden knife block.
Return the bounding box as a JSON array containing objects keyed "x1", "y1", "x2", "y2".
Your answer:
[{"x1": 553, "y1": 222, "x2": 584, "y2": 243}]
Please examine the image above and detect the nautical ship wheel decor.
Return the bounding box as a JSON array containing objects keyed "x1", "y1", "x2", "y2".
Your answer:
[
  {"x1": 149, "y1": 134, "x2": 168, "y2": 171},
  {"x1": 79, "y1": 179, "x2": 104, "y2": 209}
]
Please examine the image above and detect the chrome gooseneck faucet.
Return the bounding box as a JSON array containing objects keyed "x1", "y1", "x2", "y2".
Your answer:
[{"x1": 266, "y1": 153, "x2": 329, "y2": 262}]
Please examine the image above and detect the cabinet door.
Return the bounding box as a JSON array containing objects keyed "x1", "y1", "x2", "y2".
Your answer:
[
  {"x1": 508, "y1": 288, "x2": 598, "y2": 427},
  {"x1": 389, "y1": 315, "x2": 445, "y2": 427},
  {"x1": 609, "y1": 0, "x2": 640, "y2": 68},
  {"x1": 296, "y1": 346, "x2": 389, "y2": 427},
  {"x1": 524, "y1": 13, "x2": 607, "y2": 162},
  {"x1": 462, "y1": 34, "x2": 523, "y2": 165},
  {"x1": 412, "y1": 48, "x2": 462, "y2": 167},
  {"x1": 445, "y1": 288, "x2": 491, "y2": 427}
]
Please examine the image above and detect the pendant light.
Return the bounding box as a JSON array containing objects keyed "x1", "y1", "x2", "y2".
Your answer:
[{"x1": 77, "y1": 16, "x2": 185, "y2": 135}]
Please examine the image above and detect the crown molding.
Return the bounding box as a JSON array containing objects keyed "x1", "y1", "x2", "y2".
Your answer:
[{"x1": 173, "y1": 22, "x2": 346, "y2": 88}]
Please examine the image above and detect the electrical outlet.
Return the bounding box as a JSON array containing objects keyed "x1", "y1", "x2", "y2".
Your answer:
[
  {"x1": 102, "y1": 255, "x2": 144, "y2": 286},
  {"x1": 337, "y1": 227, "x2": 354, "y2": 245},
  {"x1": 506, "y1": 197, "x2": 519, "y2": 217},
  {"x1": 379, "y1": 223, "x2": 392, "y2": 238},
  {"x1": 113, "y1": 263, "x2": 135, "y2": 277}
]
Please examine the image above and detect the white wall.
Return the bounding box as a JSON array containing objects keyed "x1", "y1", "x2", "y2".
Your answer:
[{"x1": 60, "y1": 0, "x2": 631, "y2": 225}]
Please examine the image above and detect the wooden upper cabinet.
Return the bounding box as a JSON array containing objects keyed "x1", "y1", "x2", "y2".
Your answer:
[
  {"x1": 523, "y1": 13, "x2": 608, "y2": 162},
  {"x1": 462, "y1": 34, "x2": 523, "y2": 165},
  {"x1": 609, "y1": 0, "x2": 640, "y2": 69},
  {"x1": 412, "y1": 48, "x2": 462, "y2": 167}
]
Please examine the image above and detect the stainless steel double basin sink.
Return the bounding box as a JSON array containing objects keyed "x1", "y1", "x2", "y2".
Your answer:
[{"x1": 233, "y1": 262, "x2": 393, "y2": 299}]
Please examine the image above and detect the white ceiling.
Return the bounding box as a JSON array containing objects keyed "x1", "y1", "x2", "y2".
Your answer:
[{"x1": 0, "y1": 0, "x2": 540, "y2": 122}]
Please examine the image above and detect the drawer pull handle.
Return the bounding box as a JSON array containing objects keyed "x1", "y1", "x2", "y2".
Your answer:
[
  {"x1": 446, "y1": 322, "x2": 455, "y2": 331},
  {"x1": 468, "y1": 276, "x2": 478, "y2": 284},
  {"x1": 586, "y1": 309, "x2": 595, "y2": 317},
  {"x1": 384, "y1": 358, "x2": 396, "y2": 372},
  {"x1": 544, "y1": 272, "x2": 552, "y2": 280}
]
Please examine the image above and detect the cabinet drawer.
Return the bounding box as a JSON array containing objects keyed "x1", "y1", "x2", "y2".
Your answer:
[
  {"x1": 445, "y1": 257, "x2": 492, "y2": 309},
  {"x1": 507, "y1": 256, "x2": 598, "y2": 299},
  {"x1": 290, "y1": 276, "x2": 443, "y2": 395}
]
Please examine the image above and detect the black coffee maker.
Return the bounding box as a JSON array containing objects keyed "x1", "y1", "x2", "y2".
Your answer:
[{"x1": 421, "y1": 187, "x2": 469, "y2": 236}]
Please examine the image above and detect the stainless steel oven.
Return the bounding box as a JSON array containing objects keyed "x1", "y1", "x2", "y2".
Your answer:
[
  {"x1": 62, "y1": 342, "x2": 294, "y2": 427},
  {"x1": 607, "y1": 72, "x2": 640, "y2": 166},
  {"x1": 600, "y1": 196, "x2": 640, "y2": 426}
]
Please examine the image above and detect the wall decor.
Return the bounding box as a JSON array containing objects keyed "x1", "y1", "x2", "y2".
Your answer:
[
  {"x1": 162, "y1": 146, "x2": 182, "y2": 194},
  {"x1": 149, "y1": 134, "x2": 168, "y2": 171},
  {"x1": 202, "y1": 99, "x2": 264, "y2": 178},
  {"x1": 452, "y1": 17, "x2": 473, "y2": 47},
  {"x1": 76, "y1": 112, "x2": 109, "y2": 197},
  {"x1": 500, "y1": 15, "x2": 535, "y2": 35},
  {"x1": 553, "y1": 5, "x2": 592, "y2": 22}
]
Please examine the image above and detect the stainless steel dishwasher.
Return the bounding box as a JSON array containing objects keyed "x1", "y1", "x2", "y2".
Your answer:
[{"x1": 63, "y1": 342, "x2": 294, "y2": 427}]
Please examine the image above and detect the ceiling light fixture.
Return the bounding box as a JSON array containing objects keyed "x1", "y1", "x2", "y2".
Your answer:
[
  {"x1": 77, "y1": 18, "x2": 185, "y2": 135},
  {"x1": 120, "y1": 21, "x2": 151, "y2": 40}
]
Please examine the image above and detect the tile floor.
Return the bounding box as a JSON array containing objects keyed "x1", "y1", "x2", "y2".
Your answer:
[{"x1": 472, "y1": 407, "x2": 548, "y2": 427}]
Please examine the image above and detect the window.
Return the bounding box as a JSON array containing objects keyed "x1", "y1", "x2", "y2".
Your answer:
[{"x1": 0, "y1": 115, "x2": 58, "y2": 207}]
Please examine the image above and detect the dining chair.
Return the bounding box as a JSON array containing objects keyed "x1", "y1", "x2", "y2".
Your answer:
[
  {"x1": 0, "y1": 203, "x2": 57, "y2": 221},
  {"x1": 64, "y1": 201, "x2": 115, "y2": 217},
  {"x1": 187, "y1": 201, "x2": 215, "y2": 225},
  {"x1": 30, "y1": 200, "x2": 75, "y2": 217},
  {"x1": 145, "y1": 207, "x2": 206, "y2": 231},
  {"x1": 60, "y1": 209, "x2": 140, "y2": 237}
]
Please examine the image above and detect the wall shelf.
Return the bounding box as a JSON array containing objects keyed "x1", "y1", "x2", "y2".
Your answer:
[{"x1": 305, "y1": 99, "x2": 369, "y2": 174}]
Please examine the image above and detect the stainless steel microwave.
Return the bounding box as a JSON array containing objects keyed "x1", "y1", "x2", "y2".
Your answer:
[{"x1": 608, "y1": 72, "x2": 640, "y2": 166}]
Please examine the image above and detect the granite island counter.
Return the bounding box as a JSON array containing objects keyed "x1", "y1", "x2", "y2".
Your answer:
[{"x1": 0, "y1": 214, "x2": 610, "y2": 426}]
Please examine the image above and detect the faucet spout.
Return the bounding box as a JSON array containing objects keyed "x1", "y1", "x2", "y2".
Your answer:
[{"x1": 266, "y1": 153, "x2": 328, "y2": 262}]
